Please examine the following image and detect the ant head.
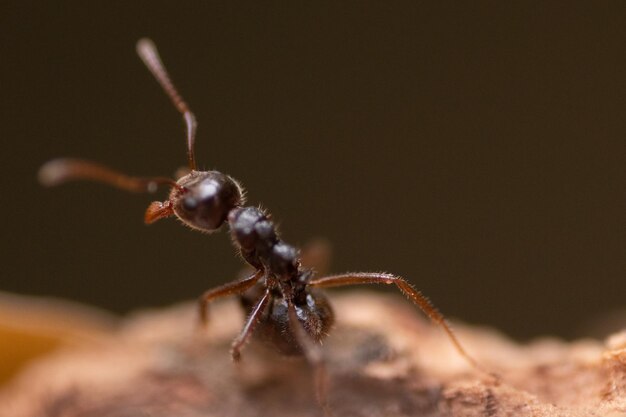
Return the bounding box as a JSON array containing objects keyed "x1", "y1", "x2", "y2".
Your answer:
[
  {"x1": 156, "y1": 170, "x2": 244, "y2": 232},
  {"x1": 135, "y1": 39, "x2": 247, "y2": 231},
  {"x1": 39, "y1": 39, "x2": 245, "y2": 234}
]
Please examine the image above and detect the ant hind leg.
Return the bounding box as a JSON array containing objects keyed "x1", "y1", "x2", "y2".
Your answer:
[{"x1": 309, "y1": 272, "x2": 481, "y2": 371}]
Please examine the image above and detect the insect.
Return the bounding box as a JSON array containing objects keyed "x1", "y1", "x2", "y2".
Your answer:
[{"x1": 39, "y1": 38, "x2": 481, "y2": 405}]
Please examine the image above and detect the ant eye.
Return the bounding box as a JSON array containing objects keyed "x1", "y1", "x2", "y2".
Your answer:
[{"x1": 182, "y1": 196, "x2": 198, "y2": 211}]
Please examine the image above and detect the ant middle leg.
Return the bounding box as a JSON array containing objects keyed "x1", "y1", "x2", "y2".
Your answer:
[
  {"x1": 308, "y1": 272, "x2": 480, "y2": 370},
  {"x1": 198, "y1": 270, "x2": 263, "y2": 327}
]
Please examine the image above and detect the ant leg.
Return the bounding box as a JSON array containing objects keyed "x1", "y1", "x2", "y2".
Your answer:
[
  {"x1": 230, "y1": 288, "x2": 271, "y2": 361},
  {"x1": 198, "y1": 270, "x2": 263, "y2": 328},
  {"x1": 286, "y1": 301, "x2": 330, "y2": 410},
  {"x1": 309, "y1": 272, "x2": 480, "y2": 370}
]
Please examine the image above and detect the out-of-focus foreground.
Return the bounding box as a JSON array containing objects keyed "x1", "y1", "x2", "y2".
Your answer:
[{"x1": 1, "y1": 291, "x2": 625, "y2": 417}]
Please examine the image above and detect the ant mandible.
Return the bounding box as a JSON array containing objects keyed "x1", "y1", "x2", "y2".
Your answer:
[{"x1": 39, "y1": 38, "x2": 481, "y2": 404}]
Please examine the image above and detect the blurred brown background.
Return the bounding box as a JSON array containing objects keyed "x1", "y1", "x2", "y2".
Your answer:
[{"x1": 1, "y1": 2, "x2": 625, "y2": 340}]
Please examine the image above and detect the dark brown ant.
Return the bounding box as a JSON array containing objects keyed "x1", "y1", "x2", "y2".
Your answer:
[{"x1": 39, "y1": 38, "x2": 482, "y2": 406}]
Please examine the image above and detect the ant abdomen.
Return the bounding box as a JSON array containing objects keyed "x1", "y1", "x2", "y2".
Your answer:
[{"x1": 240, "y1": 284, "x2": 334, "y2": 356}]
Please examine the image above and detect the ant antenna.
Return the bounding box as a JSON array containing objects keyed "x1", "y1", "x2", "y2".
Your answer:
[
  {"x1": 38, "y1": 158, "x2": 182, "y2": 193},
  {"x1": 136, "y1": 38, "x2": 198, "y2": 171}
]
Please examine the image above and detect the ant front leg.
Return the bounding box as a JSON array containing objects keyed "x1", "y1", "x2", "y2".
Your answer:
[
  {"x1": 309, "y1": 272, "x2": 480, "y2": 370},
  {"x1": 286, "y1": 300, "x2": 330, "y2": 411},
  {"x1": 230, "y1": 288, "x2": 271, "y2": 361},
  {"x1": 198, "y1": 270, "x2": 263, "y2": 328}
]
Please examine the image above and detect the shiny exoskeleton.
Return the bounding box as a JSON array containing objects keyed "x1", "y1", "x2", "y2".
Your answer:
[
  {"x1": 155, "y1": 169, "x2": 336, "y2": 359},
  {"x1": 39, "y1": 38, "x2": 482, "y2": 406},
  {"x1": 229, "y1": 206, "x2": 335, "y2": 356}
]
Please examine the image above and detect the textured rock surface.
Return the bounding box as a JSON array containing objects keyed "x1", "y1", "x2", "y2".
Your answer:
[{"x1": 1, "y1": 291, "x2": 625, "y2": 417}]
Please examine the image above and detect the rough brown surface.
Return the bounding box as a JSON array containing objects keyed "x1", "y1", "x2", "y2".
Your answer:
[{"x1": 1, "y1": 292, "x2": 625, "y2": 417}]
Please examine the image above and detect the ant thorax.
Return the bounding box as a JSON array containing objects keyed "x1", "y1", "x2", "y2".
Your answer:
[{"x1": 228, "y1": 206, "x2": 300, "y2": 280}]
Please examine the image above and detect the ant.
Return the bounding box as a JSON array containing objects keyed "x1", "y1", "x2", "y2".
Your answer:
[{"x1": 39, "y1": 38, "x2": 481, "y2": 406}]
